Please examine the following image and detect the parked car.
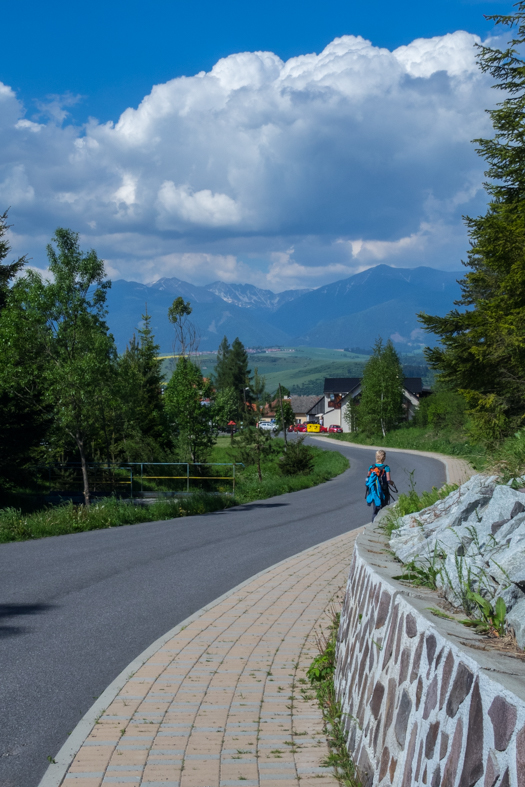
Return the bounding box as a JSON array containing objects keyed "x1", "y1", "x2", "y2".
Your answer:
[
  {"x1": 257, "y1": 421, "x2": 275, "y2": 430},
  {"x1": 328, "y1": 425, "x2": 343, "y2": 433},
  {"x1": 319, "y1": 425, "x2": 328, "y2": 432}
]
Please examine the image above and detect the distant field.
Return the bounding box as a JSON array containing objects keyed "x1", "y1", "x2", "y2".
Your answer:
[{"x1": 161, "y1": 346, "x2": 432, "y2": 396}]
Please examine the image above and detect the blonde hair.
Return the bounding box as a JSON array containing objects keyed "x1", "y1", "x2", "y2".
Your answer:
[{"x1": 376, "y1": 450, "x2": 386, "y2": 463}]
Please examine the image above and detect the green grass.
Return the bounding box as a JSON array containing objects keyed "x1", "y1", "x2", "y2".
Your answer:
[
  {"x1": 0, "y1": 437, "x2": 348, "y2": 543},
  {"x1": 161, "y1": 346, "x2": 430, "y2": 397},
  {"x1": 211, "y1": 435, "x2": 349, "y2": 504},
  {"x1": 380, "y1": 483, "x2": 458, "y2": 537},
  {"x1": 0, "y1": 493, "x2": 232, "y2": 544}
]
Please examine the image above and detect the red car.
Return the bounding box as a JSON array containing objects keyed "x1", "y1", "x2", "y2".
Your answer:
[
  {"x1": 293, "y1": 424, "x2": 307, "y2": 432},
  {"x1": 328, "y1": 425, "x2": 343, "y2": 433},
  {"x1": 319, "y1": 425, "x2": 328, "y2": 432}
]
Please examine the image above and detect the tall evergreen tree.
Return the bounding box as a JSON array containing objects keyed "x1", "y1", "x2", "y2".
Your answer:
[
  {"x1": 212, "y1": 335, "x2": 252, "y2": 417},
  {"x1": 0, "y1": 210, "x2": 49, "y2": 492},
  {"x1": 0, "y1": 209, "x2": 26, "y2": 310},
  {"x1": 116, "y1": 309, "x2": 169, "y2": 460},
  {"x1": 214, "y1": 336, "x2": 232, "y2": 390},
  {"x1": 419, "y1": 4, "x2": 525, "y2": 441},
  {"x1": 358, "y1": 338, "x2": 404, "y2": 437}
]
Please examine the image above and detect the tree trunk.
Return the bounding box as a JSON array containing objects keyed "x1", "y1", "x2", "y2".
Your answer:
[
  {"x1": 76, "y1": 433, "x2": 90, "y2": 507},
  {"x1": 279, "y1": 384, "x2": 287, "y2": 445}
]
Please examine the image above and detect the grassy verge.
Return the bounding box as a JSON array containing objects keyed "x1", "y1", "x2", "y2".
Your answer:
[
  {"x1": 0, "y1": 437, "x2": 348, "y2": 543},
  {"x1": 211, "y1": 437, "x2": 348, "y2": 505},
  {"x1": 306, "y1": 609, "x2": 361, "y2": 787},
  {"x1": 323, "y1": 426, "x2": 486, "y2": 470},
  {"x1": 0, "y1": 493, "x2": 232, "y2": 544}
]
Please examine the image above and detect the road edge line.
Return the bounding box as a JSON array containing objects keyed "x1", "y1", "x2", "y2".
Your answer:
[{"x1": 37, "y1": 527, "x2": 362, "y2": 787}]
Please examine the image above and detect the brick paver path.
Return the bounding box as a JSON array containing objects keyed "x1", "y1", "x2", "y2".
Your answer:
[{"x1": 59, "y1": 528, "x2": 362, "y2": 787}]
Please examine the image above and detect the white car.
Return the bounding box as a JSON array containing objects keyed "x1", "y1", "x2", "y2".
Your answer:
[{"x1": 257, "y1": 421, "x2": 276, "y2": 430}]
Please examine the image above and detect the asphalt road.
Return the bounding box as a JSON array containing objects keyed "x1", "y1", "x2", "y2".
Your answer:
[{"x1": 0, "y1": 439, "x2": 445, "y2": 787}]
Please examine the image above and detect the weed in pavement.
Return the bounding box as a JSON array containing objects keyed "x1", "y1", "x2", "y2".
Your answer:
[{"x1": 307, "y1": 609, "x2": 361, "y2": 787}]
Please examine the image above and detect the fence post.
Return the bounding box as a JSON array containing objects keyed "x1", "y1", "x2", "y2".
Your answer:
[{"x1": 186, "y1": 464, "x2": 189, "y2": 494}]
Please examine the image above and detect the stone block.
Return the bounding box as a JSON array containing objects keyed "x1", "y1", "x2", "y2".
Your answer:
[
  {"x1": 394, "y1": 690, "x2": 412, "y2": 749},
  {"x1": 370, "y1": 681, "x2": 385, "y2": 720},
  {"x1": 484, "y1": 750, "x2": 499, "y2": 787},
  {"x1": 446, "y1": 662, "x2": 474, "y2": 718},
  {"x1": 516, "y1": 723, "x2": 525, "y2": 787},
  {"x1": 458, "y1": 679, "x2": 484, "y2": 787},
  {"x1": 506, "y1": 597, "x2": 525, "y2": 650},
  {"x1": 425, "y1": 721, "x2": 440, "y2": 760},
  {"x1": 488, "y1": 696, "x2": 517, "y2": 751},
  {"x1": 442, "y1": 718, "x2": 463, "y2": 787}
]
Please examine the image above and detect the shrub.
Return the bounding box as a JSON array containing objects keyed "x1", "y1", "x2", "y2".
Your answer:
[{"x1": 279, "y1": 436, "x2": 315, "y2": 476}]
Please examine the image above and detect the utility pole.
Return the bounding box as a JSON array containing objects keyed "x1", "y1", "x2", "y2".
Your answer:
[{"x1": 278, "y1": 383, "x2": 287, "y2": 445}]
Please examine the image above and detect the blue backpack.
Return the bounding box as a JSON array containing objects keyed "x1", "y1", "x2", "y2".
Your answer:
[{"x1": 365, "y1": 464, "x2": 390, "y2": 507}]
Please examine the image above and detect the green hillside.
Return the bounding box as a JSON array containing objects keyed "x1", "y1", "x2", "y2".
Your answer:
[{"x1": 161, "y1": 346, "x2": 432, "y2": 396}]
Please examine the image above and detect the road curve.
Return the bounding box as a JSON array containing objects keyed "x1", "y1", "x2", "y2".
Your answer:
[{"x1": 0, "y1": 440, "x2": 445, "y2": 787}]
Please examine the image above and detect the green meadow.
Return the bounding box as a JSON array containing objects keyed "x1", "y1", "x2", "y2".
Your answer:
[{"x1": 161, "y1": 346, "x2": 431, "y2": 396}]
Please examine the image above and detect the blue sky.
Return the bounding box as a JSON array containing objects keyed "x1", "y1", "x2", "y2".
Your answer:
[
  {"x1": 0, "y1": 0, "x2": 516, "y2": 290},
  {"x1": 2, "y1": 0, "x2": 508, "y2": 124}
]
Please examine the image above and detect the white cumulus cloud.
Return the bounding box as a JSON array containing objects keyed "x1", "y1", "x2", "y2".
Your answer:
[{"x1": 0, "y1": 31, "x2": 498, "y2": 288}]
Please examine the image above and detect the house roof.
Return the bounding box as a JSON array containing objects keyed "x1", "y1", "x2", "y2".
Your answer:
[
  {"x1": 403, "y1": 378, "x2": 424, "y2": 395},
  {"x1": 290, "y1": 395, "x2": 323, "y2": 414},
  {"x1": 325, "y1": 376, "x2": 425, "y2": 397},
  {"x1": 324, "y1": 378, "x2": 361, "y2": 394}
]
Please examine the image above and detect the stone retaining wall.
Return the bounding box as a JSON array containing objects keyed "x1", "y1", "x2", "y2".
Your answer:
[{"x1": 335, "y1": 522, "x2": 525, "y2": 787}]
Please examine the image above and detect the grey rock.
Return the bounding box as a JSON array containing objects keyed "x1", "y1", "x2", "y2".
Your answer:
[
  {"x1": 506, "y1": 597, "x2": 525, "y2": 650},
  {"x1": 511, "y1": 501, "x2": 525, "y2": 518},
  {"x1": 491, "y1": 519, "x2": 510, "y2": 535}
]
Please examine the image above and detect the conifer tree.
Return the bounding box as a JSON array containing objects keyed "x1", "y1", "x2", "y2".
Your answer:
[
  {"x1": 419, "y1": 4, "x2": 525, "y2": 441},
  {"x1": 0, "y1": 209, "x2": 26, "y2": 310}
]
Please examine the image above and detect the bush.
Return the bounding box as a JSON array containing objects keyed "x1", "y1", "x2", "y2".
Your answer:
[
  {"x1": 415, "y1": 390, "x2": 467, "y2": 431},
  {"x1": 279, "y1": 436, "x2": 315, "y2": 476}
]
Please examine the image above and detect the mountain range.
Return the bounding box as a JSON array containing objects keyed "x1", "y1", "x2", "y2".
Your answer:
[{"x1": 104, "y1": 265, "x2": 463, "y2": 352}]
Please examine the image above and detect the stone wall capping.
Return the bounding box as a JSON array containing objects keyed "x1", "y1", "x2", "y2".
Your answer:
[{"x1": 335, "y1": 513, "x2": 525, "y2": 787}]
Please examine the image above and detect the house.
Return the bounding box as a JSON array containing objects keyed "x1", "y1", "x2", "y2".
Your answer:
[
  {"x1": 306, "y1": 377, "x2": 430, "y2": 431},
  {"x1": 289, "y1": 395, "x2": 323, "y2": 424}
]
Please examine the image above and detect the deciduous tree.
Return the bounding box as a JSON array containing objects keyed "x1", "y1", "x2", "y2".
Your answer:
[
  {"x1": 164, "y1": 357, "x2": 214, "y2": 463},
  {"x1": 359, "y1": 338, "x2": 404, "y2": 437}
]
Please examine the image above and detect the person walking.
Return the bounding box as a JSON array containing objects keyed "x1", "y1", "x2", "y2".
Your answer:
[{"x1": 366, "y1": 449, "x2": 395, "y2": 522}]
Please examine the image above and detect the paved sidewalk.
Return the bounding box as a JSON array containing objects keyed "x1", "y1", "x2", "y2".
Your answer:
[{"x1": 56, "y1": 528, "x2": 363, "y2": 787}]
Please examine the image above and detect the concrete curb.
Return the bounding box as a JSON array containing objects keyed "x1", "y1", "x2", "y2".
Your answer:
[
  {"x1": 309, "y1": 434, "x2": 475, "y2": 485},
  {"x1": 36, "y1": 527, "x2": 361, "y2": 787}
]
